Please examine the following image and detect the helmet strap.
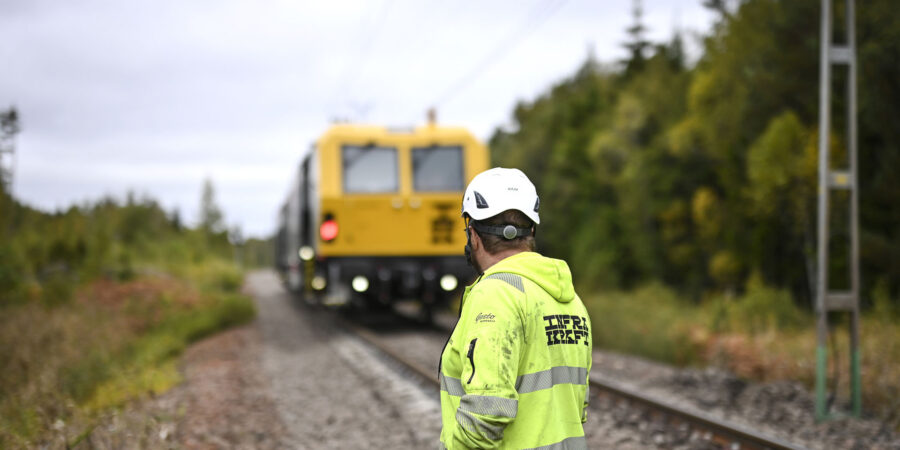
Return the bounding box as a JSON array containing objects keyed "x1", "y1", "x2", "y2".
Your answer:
[{"x1": 470, "y1": 222, "x2": 534, "y2": 240}]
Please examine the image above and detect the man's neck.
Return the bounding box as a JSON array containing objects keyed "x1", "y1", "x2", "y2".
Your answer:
[{"x1": 479, "y1": 249, "x2": 526, "y2": 273}]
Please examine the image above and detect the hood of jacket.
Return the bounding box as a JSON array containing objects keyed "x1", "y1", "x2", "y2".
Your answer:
[{"x1": 482, "y1": 251, "x2": 575, "y2": 303}]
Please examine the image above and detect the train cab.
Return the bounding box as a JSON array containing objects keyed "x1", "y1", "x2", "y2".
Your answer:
[{"x1": 277, "y1": 123, "x2": 489, "y2": 318}]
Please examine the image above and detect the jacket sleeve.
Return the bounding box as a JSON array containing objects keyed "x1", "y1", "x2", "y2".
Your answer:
[
  {"x1": 582, "y1": 310, "x2": 592, "y2": 424},
  {"x1": 449, "y1": 282, "x2": 524, "y2": 449}
]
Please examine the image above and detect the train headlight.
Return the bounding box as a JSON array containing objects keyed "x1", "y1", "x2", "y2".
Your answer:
[
  {"x1": 298, "y1": 246, "x2": 314, "y2": 261},
  {"x1": 351, "y1": 275, "x2": 369, "y2": 293},
  {"x1": 440, "y1": 274, "x2": 458, "y2": 292},
  {"x1": 311, "y1": 276, "x2": 327, "y2": 291}
]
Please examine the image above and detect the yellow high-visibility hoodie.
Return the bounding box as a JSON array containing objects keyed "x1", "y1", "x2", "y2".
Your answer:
[{"x1": 439, "y1": 251, "x2": 592, "y2": 449}]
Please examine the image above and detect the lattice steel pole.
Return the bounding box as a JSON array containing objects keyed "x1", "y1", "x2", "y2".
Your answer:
[{"x1": 815, "y1": 0, "x2": 861, "y2": 421}]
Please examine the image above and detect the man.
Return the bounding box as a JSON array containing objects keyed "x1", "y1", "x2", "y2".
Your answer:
[{"x1": 439, "y1": 167, "x2": 593, "y2": 449}]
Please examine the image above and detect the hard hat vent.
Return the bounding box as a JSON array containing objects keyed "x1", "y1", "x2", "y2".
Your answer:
[
  {"x1": 474, "y1": 191, "x2": 489, "y2": 209},
  {"x1": 534, "y1": 196, "x2": 540, "y2": 212}
]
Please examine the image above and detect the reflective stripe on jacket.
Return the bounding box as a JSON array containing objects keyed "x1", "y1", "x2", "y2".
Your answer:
[{"x1": 439, "y1": 252, "x2": 592, "y2": 449}]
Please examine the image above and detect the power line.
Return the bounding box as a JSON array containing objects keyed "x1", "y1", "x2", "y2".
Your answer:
[
  {"x1": 431, "y1": 0, "x2": 569, "y2": 109},
  {"x1": 403, "y1": 0, "x2": 470, "y2": 76},
  {"x1": 329, "y1": 0, "x2": 394, "y2": 121},
  {"x1": 329, "y1": 3, "x2": 375, "y2": 117}
]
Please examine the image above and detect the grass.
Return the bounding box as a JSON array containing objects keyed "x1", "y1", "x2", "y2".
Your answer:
[
  {"x1": 581, "y1": 276, "x2": 900, "y2": 429},
  {"x1": 582, "y1": 282, "x2": 704, "y2": 365},
  {"x1": 76, "y1": 292, "x2": 254, "y2": 411},
  {"x1": 0, "y1": 261, "x2": 255, "y2": 448}
]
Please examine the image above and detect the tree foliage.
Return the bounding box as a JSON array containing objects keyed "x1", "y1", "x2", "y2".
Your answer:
[
  {"x1": 199, "y1": 178, "x2": 224, "y2": 234},
  {"x1": 0, "y1": 185, "x2": 233, "y2": 307},
  {"x1": 490, "y1": 0, "x2": 900, "y2": 305}
]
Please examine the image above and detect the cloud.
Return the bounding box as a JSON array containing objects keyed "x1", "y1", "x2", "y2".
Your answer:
[{"x1": 1, "y1": 0, "x2": 713, "y2": 237}]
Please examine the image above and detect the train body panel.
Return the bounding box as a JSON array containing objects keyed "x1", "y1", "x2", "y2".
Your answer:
[
  {"x1": 276, "y1": 148, "x2": 320, "y2": 293},
  {"x1": 315, "y1": 124, "x2": 487, "y2": 257},
  {"x1": 276, "y1": 123, "x2": 488, "y2": 314}
]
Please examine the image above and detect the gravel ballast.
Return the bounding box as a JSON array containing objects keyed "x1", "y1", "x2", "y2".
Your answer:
[{"x1": 591, "y1": 350, "x2": 900, "y2": 449}]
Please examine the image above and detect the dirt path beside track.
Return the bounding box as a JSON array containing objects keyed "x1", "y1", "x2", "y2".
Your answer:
[
  {"x1": 88, "y1": 270, "x2": 438, "y2": 449},
  {"x1": 82, "y1": 323, "x2": 288, "y2": 449}
]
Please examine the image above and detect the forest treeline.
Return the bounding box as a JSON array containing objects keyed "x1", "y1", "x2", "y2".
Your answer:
[
  {"x1": 491, "y1": 0, "x2": 899, "y2": 307},
  {"x1": 0, "y1": 179, "x2": 272, "y2": 307}
]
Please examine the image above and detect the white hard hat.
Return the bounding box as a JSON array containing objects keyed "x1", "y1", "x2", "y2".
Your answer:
[{"x1": 461, "y1": 167, "x2": 540, "y2": 225}]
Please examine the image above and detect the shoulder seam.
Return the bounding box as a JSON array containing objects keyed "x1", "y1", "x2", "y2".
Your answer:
[{"x1": 483, "y1": 272, "x2": 525, "y2": 293}]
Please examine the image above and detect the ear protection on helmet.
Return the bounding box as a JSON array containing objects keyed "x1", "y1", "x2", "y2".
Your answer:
[{"x1": 470, "y1": 222, "x2": 534, "y2": 240}]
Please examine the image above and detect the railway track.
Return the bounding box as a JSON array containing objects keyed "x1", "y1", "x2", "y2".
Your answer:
[
  {"x1": 345, "y1": 318, "x2": 807, "y2": 450},
  {"x1": 589, "y1": 375, "x2": 805, "y2": 450}
]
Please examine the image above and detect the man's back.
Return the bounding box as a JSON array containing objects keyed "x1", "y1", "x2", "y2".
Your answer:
[{"x1": 439, "y1": 251, "x2": 592, "y2": 449}]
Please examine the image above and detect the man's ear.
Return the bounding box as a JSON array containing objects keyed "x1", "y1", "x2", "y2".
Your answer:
[{"x1": 469, "y1": 227, "x2": 482, "y2": 251}]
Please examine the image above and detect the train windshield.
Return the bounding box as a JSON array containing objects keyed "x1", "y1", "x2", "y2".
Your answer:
[
  {"x1": 342, "y1": 145, "x2": 398, "y2": 193},
  {"x1": 412, "y1": 146, "x2": 464, "y2": 192}
]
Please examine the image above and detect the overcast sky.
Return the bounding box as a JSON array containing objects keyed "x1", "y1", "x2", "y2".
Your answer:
[{"x1": 1, "y1": 0, "x2": 715, "y2": 238}]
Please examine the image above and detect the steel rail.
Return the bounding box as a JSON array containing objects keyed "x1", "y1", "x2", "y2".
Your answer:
[
  {"x1": 346, "y1": 317, "x2": 806, "y2": 450},
  {"x1": 589, "y1": 375, "x2": 807, "y2": 450},
  {"x1": 344, "y1": 320, "x2": 441, "y2": 388}
]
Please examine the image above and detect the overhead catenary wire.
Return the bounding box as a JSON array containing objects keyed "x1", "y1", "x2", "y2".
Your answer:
[
  {"x1": 403, "y1": 0, "x2": 470, "y2": 77},
  {"x1": 329, "y1": 0, "x2": 394, "y2": 121},
  {"x1": 431, "y1": 0, "x2": 569, "y2": 109}
]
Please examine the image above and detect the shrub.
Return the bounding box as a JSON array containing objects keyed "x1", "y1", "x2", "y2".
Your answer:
[
  {"x1": 40, "y1": 270, "x2": 76, "y2": 307},
  {"x1": 583, "y1": 283, "x2": 702, "y2": 365},
  {"x1": 707, "y1": 273, "x2": 808, "y2": 334},
  {"x1": 0, "y1": 244, "x2": 26, "y2": 307},
  {"x1": 1, "y1": 267, "x2": 255, "y2": 445}
]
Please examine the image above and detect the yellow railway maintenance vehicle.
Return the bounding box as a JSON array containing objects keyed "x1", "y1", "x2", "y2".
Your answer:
[{"x1": 276, "y1": 122, "x2": 489, "y2": 318}]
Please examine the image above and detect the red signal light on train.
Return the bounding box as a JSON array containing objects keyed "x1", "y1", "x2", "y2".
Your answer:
[{"x1": 320, "y1": 219, "x2": 339, "y2": 241}]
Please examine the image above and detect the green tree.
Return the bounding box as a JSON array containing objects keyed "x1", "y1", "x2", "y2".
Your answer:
[
  {"x1": 490, "y1": 0, "x2": 900, "y2": 305},
  {"x1": 199, "y1": 178, "x2": 224, "y2": 234},
  {"x1": 621, "y1": 0, "x2": 651, "y2": 77}
]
